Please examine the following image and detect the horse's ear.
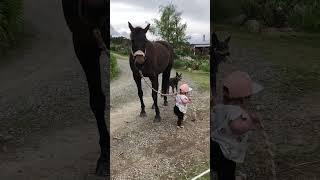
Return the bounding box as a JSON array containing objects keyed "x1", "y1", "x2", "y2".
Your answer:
[
  {"x1": 225, "y1": 36, "x2": 231, "y2": 44},
  {"x1": 176, "y1": 72, "x2": 178, "y2": 76},
  {"x1": 144, "y1": 24, "x2": 150, "y2": 33},
  {"x1": 128, "y1": 22, "x2": 134, "y2": 32}
]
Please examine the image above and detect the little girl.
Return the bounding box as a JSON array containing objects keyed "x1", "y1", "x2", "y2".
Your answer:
[
  {"x1": 211, "y1": 71, "x2": 263, "y2": 180},
  {"x1": 174, "y1": 83, "x2": 192, "y2": 128}
]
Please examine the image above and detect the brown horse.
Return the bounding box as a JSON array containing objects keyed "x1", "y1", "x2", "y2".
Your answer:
[{"x1": 128, "y1": 22, "x2": 174, "y2": 122}]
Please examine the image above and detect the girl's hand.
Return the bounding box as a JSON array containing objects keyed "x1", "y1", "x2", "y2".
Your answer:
[
  {"x1": 249, "y1": 112, "x2": 261, "y2": 125},
  {"x1": 229, "y1": 115, "x2": 253, "y2": 135}
]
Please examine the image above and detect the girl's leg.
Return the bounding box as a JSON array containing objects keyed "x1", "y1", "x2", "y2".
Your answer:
[
  {"x1": 212, "y1": 141, "x2": 236, "y2": 180},
  {"x1": 173, "y1": 106, "x2": 179, "y2": 116},
  {"x1": 174, "y1": 106, "x2": 184, "y2": 127},
  {"x1": 177, "y1": 111, "x2": 184, "y2": 126}
]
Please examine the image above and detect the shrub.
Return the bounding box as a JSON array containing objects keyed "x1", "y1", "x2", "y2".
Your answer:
[
  {"x1": 288, "y1": 1, "x2": 320, "y2": 32},
  {"x1": 241, "y1": 0, "x2": 289, "y2": 27},
  {"x1": 175, "y1": 56, "x2": 209, "y2": 71},
  {"x1": 173, "y1": 59, "x2": 185, "y2": 69},
  {"x1": 240, "y1": 0, "x2": 320, "y2": 31},
  {"x1": 200, "y1": 61, "x2": 210, "y2": 72}
]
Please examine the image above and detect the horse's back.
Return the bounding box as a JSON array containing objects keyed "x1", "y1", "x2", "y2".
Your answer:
[
  {"x1": 155, "y1": 41, "x2": 174, "y2": 55},
  {"x1": 154, "y1": 41, "x2": 174, "y2": 64}
]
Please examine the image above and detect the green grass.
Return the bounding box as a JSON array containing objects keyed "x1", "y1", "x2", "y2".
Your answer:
[
  {"x1": 214, "y1": 24, "x2": 320, "y2": 95},
  {"x1": 177, "y1": 68, "x2": 210, "y2": 92},
  {"x1": 178, "y1": 161, "x2": 210, "y2": 180}
]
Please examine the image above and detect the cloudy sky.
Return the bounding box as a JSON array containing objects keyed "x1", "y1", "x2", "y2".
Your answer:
[{"x1": 110, "y1": 0, "x2": 210, "y2": 44}]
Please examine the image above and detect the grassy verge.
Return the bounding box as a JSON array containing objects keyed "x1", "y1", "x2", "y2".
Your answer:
[
  {"x1": 214, "y1": 24, "x2": 320, "y2": 96},
  {"x1": 111, "y1": 51, "x2": 129, "y2": 59},
  {"x1": 176, "y1": 68, "x2": 210, "y2": 92},
  {"x1": 110, "y1": 54, "x2": 120, "y2": 80},
  {"x1": 178, "y1": 161, "x2": 210, "y2": 180}
]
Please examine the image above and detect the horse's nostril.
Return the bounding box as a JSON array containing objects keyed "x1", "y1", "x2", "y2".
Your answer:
[{"x1": 135, "y1": 62, "x2": 143, "y2": 69}]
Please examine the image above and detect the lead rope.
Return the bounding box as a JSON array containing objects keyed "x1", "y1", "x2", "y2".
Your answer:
[
  {"x1": 254, "y1": 113, "x2": 277, "y2": 180},
  {"x1": 138, "y1": 70, "x2": 176, "y2": 97}
]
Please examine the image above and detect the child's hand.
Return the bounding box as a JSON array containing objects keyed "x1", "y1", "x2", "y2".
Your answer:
[
  {"x1": 249, "y1": 112, "x2": 261, "y2": 124},
  {"x1": 229, "y1": 115, "x2": 253, "y2": 135}
]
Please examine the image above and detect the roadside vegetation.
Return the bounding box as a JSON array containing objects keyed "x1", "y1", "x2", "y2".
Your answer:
[
  {"x1": 0, "y1": 0, "x2": 24, "y2": 55},
  {"x1": 110, "y1": 53, "x2": 120, "y2": 80}
]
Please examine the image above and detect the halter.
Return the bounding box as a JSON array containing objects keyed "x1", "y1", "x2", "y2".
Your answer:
[{"x1": 131, "y1": 48, "x2": 147, "y2": 58}]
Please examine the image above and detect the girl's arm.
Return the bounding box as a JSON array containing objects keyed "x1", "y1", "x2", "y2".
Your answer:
[{"x1": 181, "y1": 96, "x2": 191, "y2": 104}]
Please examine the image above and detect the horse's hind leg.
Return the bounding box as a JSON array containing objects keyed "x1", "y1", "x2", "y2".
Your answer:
[
  {"x1": 162, "y1": 65, "x2": 172, "y2": 106},
  {"x1": 73, "y1": 33, "x2": 109, "y2": 177}
]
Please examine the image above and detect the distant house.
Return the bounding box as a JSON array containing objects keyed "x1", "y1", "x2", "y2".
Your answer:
[{"x1": 190, "y1": 35, "x2": 210, "y2": 56}]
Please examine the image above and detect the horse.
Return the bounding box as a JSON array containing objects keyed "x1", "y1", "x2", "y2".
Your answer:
[
  {"x1": 128, "y1": 22, "x2": 174, "y2": 122},
  {"x1": 61, "y1": 0, "x2": 109, "y2": 177}
]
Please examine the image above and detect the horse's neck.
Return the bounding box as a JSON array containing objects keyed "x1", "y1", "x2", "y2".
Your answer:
[{"x1": 146, "y1": 40, "x2": 153, "y2": 50}]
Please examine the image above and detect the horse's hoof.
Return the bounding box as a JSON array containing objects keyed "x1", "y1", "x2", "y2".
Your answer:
[
  {"x1": 154, "y1": 116, "x2": 161, "y2": 122},
  {"x1": 164, "y1": 101, "x2": 168, "y2": 106},
  {"x1": 140, "y1": 111, "x2": 147, "y2": 117},
  {"x1": 151, "y1": 104, "x2": 155, "y2": 109},
  {"x1": 95, "y1": 159, "x2": 109, "y2": 177}
]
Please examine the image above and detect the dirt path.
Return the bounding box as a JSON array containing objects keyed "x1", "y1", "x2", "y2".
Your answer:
[{"x1": 110, "y1": 59, "x2": 210, "y2": 179}]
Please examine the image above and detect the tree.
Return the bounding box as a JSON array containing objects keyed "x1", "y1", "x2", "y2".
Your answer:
[{"x1": 150, "y1": 3, "x2": 189, "y2": 54}]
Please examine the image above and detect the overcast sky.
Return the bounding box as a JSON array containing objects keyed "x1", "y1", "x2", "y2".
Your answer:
[{"x1": 110, "y1": 0, "x2": 210, "y2": 44}]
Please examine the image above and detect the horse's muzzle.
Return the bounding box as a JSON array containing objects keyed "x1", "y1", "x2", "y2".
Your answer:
[
  {"x1": 134, "y1": 55, "x2": 145, "y2": 65},
  {"x1": 133, "y1": 49, "x2": 146, "y2": 69}
]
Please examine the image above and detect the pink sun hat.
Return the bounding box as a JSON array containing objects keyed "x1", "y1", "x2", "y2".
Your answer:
[
  {"x1": 223, "y1": 71, "x2": 263, "y2": 98},
  {"x1": 179, "y1": 83, "x2": 192, "y2": 93}
]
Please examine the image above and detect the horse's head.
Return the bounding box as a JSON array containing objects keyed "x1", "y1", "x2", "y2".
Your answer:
[
  {"x1": 128, "y1": 22, "x2": 150, "y2": 69},
  {"x1": 212, "y1": 32, "x2": 231, "y2": 62}
]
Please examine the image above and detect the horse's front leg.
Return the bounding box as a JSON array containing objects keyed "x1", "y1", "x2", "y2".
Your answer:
[
  {"x1": 72, "y1": 34, "x2": 109, "y2": 177},
  {"x1": 149, "y1": 76, "x2": 161, "y2": 122},
  {"x1": 134, "y1": 75, "x2": 146, "y2": 117}
]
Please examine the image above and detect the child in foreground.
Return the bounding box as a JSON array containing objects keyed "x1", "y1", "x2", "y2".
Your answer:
[
  {"x1": 211, "y1": 71, "x2": 264, "y2": 180},
  {"x1": 174, "y1": 83, "x2": 192, "y2": 128}
]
